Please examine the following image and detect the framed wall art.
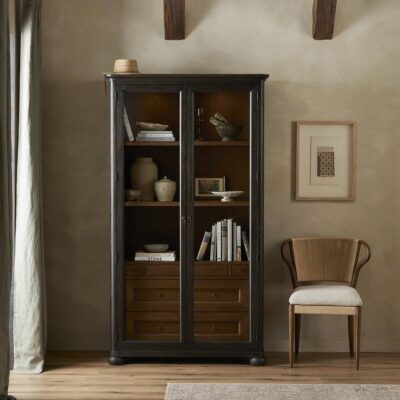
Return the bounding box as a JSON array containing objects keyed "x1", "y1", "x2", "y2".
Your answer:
[
  {"x1": 195, "y1": 177, "x2": 226, "y2": 197},
  {"x1": 296, "y1": 121, "x2": 357, "y2": 201}
]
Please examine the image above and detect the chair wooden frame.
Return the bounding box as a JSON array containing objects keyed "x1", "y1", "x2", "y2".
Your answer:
[{"x1": 281, "y1": 238, "x2": 371, "y2": 369}]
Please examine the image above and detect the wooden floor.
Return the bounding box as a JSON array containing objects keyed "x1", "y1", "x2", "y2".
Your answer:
[{"x1": 8, "y1": 352, "x2": 400, "y2": 400}]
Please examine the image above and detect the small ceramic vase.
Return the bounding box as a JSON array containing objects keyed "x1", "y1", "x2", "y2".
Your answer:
[
  {"x1": 130, "y1": 157, "x2": 158, "y2": 201},
  {"x1": 154, "y1": 176, "x2": 177, "y2": 202}
]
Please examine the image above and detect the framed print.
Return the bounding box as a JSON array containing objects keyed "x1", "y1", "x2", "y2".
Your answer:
[
  {"x1": 195, "y1": 177, "x2": 226, "y2": 197},
  {"x1": 296, "y1": 121, "x2": 356, "y2": 201}
]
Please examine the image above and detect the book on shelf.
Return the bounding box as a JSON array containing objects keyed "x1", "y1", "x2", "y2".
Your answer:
[
  {"x1": 123, "y1": 107, "x2": 134, "y2": 141},
  {"x1": 242, "y1": 231, "x2": 250, "y2": 261},
  {"x1": 136, "y1": 136, "x2": 176, "y2": 142},
  {"x1": 137, "y1": 131, "x2": 174, "y2": 137},
  {"x1": 236, "y1": 224, "x2": 242, "y2": 261},
  {"x1": 196, "y1": 217, "x2": 249, "y2": 263},
  {"x1": 196, "y1": 231, "x2": 211, "y2": 261},
  {"x1": 221, "y1": 219, "x2": 227, "y2": 261},
  {"x1": 209, "y1": 224, "x2": 216, "y2": 261},
  {"x1": 135, "y1": 250, "x2": 176, "y2": 262},
  {"x1": 216, "y1": 221, "x2": 222, "y2": 261}
]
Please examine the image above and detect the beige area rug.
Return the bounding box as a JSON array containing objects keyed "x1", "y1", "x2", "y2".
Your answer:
[{"x1": 164, "y1": 383, "x2": 400, "y2": 400}]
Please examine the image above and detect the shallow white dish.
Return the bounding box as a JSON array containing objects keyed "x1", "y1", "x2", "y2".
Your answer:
[
  {"x1": 136, "y1": 122, "x2": 169, "y2": 131},
  {"x1": 211, "y1": 191, "x2": 244, "y2": 202},
  {"x1": 143, "y1": 244, "x2": 169, "y2": 253}
]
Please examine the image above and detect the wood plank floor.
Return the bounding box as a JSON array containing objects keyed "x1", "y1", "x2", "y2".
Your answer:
[{"x1": 9, "y1": 352, "x2": 400, "y2": 400}]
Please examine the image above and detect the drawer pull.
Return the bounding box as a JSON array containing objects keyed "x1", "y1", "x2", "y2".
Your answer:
[
  {"x1": 211, "y1": 293, "x2": 217, "y2": 298},
  {"x1": 211, "y1": 325, "x2": 216, "y2": 331},
  {"x1": 156, "y1": 292, "x2": 164, "y2": 298},
  {"x1": 157, "y1": 325, "x2": 162, "y2": 331},
  {"x1": 237, "y1": 269, "x2": 242, "y2": 272}
]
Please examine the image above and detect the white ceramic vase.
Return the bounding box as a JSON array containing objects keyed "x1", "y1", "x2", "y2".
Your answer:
[
  {"x1": 130, "y1": 157, "x2": 158, "y2": 201},
  {"x1": 154, "y1": 176, "x2": 177, "y2": 202}
]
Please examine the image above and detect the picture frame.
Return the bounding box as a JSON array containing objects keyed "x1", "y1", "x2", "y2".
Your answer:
[
  {"x1": 195, "y1": 177, "x2": 226, "y2": 197},
  {"x1": 296, "y1": 121, "x2": 357, "y2": 201}
]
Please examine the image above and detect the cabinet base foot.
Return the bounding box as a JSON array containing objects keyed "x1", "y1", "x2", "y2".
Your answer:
[
  {"x1": 249, "y1": 357, "x2": 265, "y2": 366},
  {"x1": 108, "y1": 356, "x2": 126, "y2": 366}
]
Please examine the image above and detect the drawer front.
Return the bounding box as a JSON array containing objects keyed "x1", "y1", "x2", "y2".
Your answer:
[
  {"x1": 125, "y1": 312, "x2": 180, "y2": 341},
  {"x1": 194, "y1": 263, "x2": 229, "y2": 277},
  {"x1": 125, "y1": 279, "x2": 180, "y2": 312},
  {"x1": 231, "y1": 264, "x2": 249, "y2": 277},
  {"x1": 194, "y1": 312, "x2": 248, "y2": 342},
  {"x1": 125, "y1": 262, "x2": 179, "y2": 278},
  {"x1": 194, "y1": 280, "x2": 248, "y2": 312}
]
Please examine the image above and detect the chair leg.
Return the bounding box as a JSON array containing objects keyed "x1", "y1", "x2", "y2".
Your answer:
[
  {"x1": 295, "y1": 314, "x2": 301, "y2": 355},
  {"x1": 289, "y1": 305, "x2": 295, "y2": 367},
  {"x1": 348, "y1": 315, "x2": 354, "y2": 357},
  {"x1": 355, "y1": 307, "x2": 362, "y2": 370}
]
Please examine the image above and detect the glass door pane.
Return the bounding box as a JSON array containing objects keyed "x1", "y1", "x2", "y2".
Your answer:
[
  {"x1": 192, "y1": 89, "x2": 251, "y2": 343},
  {"x1": 122, "y1": 89, "x2": 182, "y2": 342}
]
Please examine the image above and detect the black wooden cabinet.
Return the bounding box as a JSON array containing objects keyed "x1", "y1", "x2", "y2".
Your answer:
[{"x1": 105, "y1": 74, "x2": 268, "y2": 364}]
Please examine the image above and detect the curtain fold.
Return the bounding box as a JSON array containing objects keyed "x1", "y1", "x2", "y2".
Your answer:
[
  {"x1": 12, "y1": 0, "x2": 46, "y2": 374},
  {"x1": 0, "y1": 0, "x2": 13, "y2": 396}
]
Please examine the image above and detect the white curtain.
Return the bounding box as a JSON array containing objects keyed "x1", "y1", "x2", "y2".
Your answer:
[{"x1": 0, "y1": 0, "x2": 45, "y2": 389}]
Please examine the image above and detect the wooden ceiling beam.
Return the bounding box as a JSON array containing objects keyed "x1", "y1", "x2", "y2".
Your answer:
[
  {"x1": 164, "y1": 0, "x2": 185, "y2": 40},
  {"x1": 312, "y1": 0, "x2": 337, "y2": 40}
]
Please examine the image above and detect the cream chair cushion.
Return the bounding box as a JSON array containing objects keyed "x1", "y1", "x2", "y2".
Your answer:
[{"x1": 289, "y1": 285, "x2": 362, "y2": 307}]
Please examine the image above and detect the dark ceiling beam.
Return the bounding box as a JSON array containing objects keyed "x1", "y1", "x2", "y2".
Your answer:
[
  {"x1": 164, "y1": 0, "x2": 185, "y2": 40},
  {"x1": 312, "y1": 0, "x2": 337, "y2": 40}
]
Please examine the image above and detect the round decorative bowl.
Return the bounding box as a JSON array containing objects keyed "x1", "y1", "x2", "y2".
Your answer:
[
  {"x1": 125, "y1": 189, "x2": 141, "y2": 201},
  {"x1": 143, "y1": 244, "x2": 169, "y2": 253},
  {"x1": 136, "y1": 122, "x2": 169, "y2": 131},
  {"x1": 215, "y1": 124, "x2": 242, "y2": 141},
  {"x1": 211, "y1": 191, "x2": 244, "y2": 202}
]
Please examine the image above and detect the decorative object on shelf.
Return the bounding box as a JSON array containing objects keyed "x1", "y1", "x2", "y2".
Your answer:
[
  {"x1": 196, "y1": 107, "x2": 204, "y2": 141},
  {"x1": 136, "y1": 122, "x2": 169, "y2": 131},
  {"x1": 135, "y1": 250, "x2": 176, "y2": 262},
  {"x1": 125, "y1": 189, "x2": 141, "y2": 201},
  {"x1": 130, "y1": 157, "x2": 158, "y2": 201},
  {"x1": 154, "y1": 176, "x2": 177, "y2": 202},
  {"x1": 211, "y1": 190, "x2": 244, "y2": 202},
  {"x1": 296, "y1": 121, "x2": 356, "y2": 201},
  {"x1": 143, "y1": 244, "x2": 169, "y2": 252},
  {"x1": 195, "y1": 177, "x2": 226, "y2": 197},
  {"x1": 210, "y1": 112, "x2": 242, "y2": 141},
  {"x1": 123, "y1": 108, "x2": 134, "y2": 141},
  {"x1": 197, "y1": 218, "x2": 246, "y2": 262},
  {"x1": 113, "y1": 59, "x2": 139, "y2": 74}
]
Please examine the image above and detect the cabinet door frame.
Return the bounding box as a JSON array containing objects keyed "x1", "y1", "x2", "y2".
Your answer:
[
  {"x1": 110, "y1": 82, "x2": 188, "y2": 354},
  {"x1": 185, "y1": 79, "x2": 264, "y2": 353}
]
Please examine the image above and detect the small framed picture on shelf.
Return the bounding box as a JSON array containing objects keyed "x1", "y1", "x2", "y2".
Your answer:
[{"x1": 195, "y1": 177, "x2": 226, "y2": 197}]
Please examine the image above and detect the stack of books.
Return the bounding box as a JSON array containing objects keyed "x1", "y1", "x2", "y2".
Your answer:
[
  {"x1": 134, "y1": 250, "x2": 176, "y2": 262},
  {"x1": 136, "y1": 131, "x2": 176, "y2": 142},
  {"x1": 196, "y1": 218, "x2": 250, "y2": 262}
]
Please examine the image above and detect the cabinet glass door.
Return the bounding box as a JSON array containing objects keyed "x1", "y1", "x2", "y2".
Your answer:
[
  {"x1": 189, "y1": 87, "x2": 254, "y2": 343},
  {"x1": 121, "y1": 87, "x2": 185, "y2": 343}
]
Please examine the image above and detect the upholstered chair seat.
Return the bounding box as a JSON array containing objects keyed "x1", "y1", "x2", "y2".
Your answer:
[{"x1": 289, "y1": 285, "x2": 362, "y2": 307}]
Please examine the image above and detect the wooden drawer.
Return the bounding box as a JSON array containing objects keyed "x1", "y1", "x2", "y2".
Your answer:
[
  {"x1": 125, "y1": 279, "x2": 180, "y2": 312},
  {"x1": 194, "y1": 262, "x2": 249, "y2": 278},
  {"x1": 194, "y1": 312, "x2": 248, "y2": 342},
  {"x1": 125, "y1": 312, "x2": 180, "y2": 341},
  {"x1": 194, "y1": 280, "x2": 248, "y2": 312},
  {"x1": 231, "y1": 264, "x2": 249, "y2": 277},
  {"x1": 126, "y1": 262, "x2": 179, "y2": 278}
]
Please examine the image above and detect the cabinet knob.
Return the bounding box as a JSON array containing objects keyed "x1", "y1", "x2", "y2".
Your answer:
[
  {"x1": 211, "y1": 325, "x2": 216, "y2": 331},
  {"x1": 157, "y1": 325, "x2": 162, "y2": 330},
  {"x1": 211, "y1": 293, "x2": 217, "y2": 298},
  {"x1": 157, "y1": 292, "x2": 163, "y2": 298}
]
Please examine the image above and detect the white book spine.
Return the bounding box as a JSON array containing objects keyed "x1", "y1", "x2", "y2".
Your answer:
[
  {"x1": 221, "y1": 219, "x2": 227, "y2": 261},
  {"x1": 134, "y1": 256, "x2": 176, "y2": 261},
  {"x1": 137, "y1": 131, "x2": 174, "y2": 137},
  {"x1": 123, "y1": 108, "x2": 134, "y2": 141},
  {"x1": 136, "y1": 136, "x2": 175, "y2": 142},
  {"x1": 233, "y1": 222, "x2": 237, "y2": 262},
  {"x1": 216, "y1": 221, "x2": 222, "y2": 262},
  {"x1": 236, "y1": 225, "x2": 242, "y2": 261},
  {"x1": 196, "y1": 231, "x2": 211, "y2": 261},
  {"x1": 227, "y1": 218, "x2": 233, "y2": 262},
  {"x1": 210, "y1": 224, "x2": 216, "y2": 261},
  {"x1": 135, "y1": 251, "x2": 176, "y2": 257},
  {"x1": 242, "y1": 231, "x2": 250, "y2": 261}
]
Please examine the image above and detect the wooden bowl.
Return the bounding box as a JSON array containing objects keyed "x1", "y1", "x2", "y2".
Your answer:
[{"x1": 114, "y1": 59, "x2": 139, "y2": 74}]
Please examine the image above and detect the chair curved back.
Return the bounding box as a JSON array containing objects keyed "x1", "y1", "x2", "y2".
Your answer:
[{"x1": 281, "y1": 237, "x2": 371, "y2": 288}]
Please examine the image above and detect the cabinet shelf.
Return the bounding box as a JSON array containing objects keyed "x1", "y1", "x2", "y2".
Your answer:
[
  {"x1": 125, "y1": 141, "x2": 179, "y2": 147},
  {"x1": 195, "y1": 140, "x2": 249, "y2": 147},
  {"x1": 194, "y1": 200, "x2": 249, "y2": 207},
  {"x1": 125, "y1": 201, "x2": 179, "y2": 207}
]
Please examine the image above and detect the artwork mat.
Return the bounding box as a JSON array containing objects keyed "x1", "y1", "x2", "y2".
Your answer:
[
  {"x1": 195, "y1": 177, "x2": 226, "y2": 197},
  {"x1": 296, "y1": 121, "x2": 357, "y2": 201}
]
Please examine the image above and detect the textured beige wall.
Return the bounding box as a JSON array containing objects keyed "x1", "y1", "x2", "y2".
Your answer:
[{"x1": 42, "y1": 0, "x2": 400, "y2": 351}]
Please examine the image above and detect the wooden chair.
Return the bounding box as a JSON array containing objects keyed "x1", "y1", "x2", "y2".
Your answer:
[{"x1": 281, "y1": 237, "x2": 371, "y2": 369}]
